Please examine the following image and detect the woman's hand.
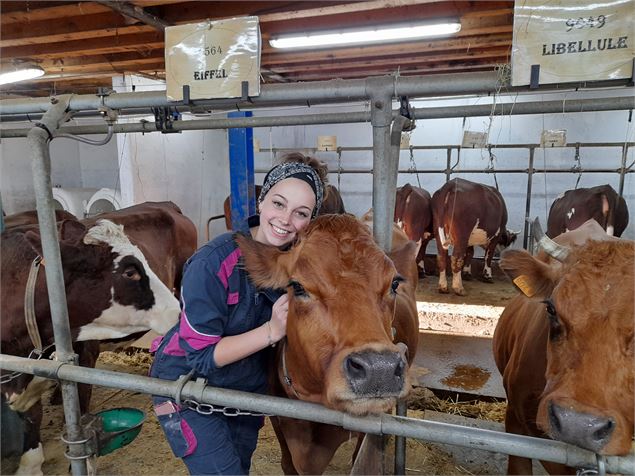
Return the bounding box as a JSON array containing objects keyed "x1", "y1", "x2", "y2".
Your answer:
[{"x1": 269, "y1": 294, "x2": 289, "y2": 342}]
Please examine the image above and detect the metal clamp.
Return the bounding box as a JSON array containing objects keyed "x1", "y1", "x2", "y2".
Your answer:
[
  {"x1": 173, "y1": 369, "x2": 195, "y2": 406},
  {"x1": 61, "y1": 428, "x2": 97, "y2": 460},
  {"x1": 151, "y1": 106, "x2": 182, "y2": 134}
]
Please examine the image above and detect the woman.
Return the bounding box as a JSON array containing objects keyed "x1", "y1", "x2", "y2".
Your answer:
[{"x1": 149, "y1": 153, "x2": 328, "y2": 475}]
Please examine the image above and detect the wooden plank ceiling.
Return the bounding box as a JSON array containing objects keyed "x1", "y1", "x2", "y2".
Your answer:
[{"x1": 0, "y1": 0, "x2": 514, "y2": 99}]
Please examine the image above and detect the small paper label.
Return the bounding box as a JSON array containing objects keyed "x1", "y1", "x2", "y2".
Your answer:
[
  {"x1": 400, "y1": 133, "x2": 411, "y2": 149},
  {"x1": 253, "y1": 138, "x2": 260, "y2": 153},
  {"x1": 462, "y1": 131, "x2": 488, "y2": 148},
  {"x1": 317, "y1": 136, "x2": 337, "y2": 151},
  {"x1": 541, "y1": 129, "x2": 567, "y2": 147}
]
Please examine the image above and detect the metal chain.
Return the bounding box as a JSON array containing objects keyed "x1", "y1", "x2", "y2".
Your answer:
[
  {"x1": 183, "y1": 399, "x2": 272, "y2": 417},
  {"x1": 408, "y1": 145, "x2": 421, "y2": 188},
  {"x1": 336, "y1": 147, "x2": 342, "y2": 190},
  {"x1": 0, "y1": 344, "x2": 55, "y2": 384},
  {"x1": 573, "y1": 143, "x2": 583, "y2": 189},
  {"x1": 488, "y1": 145, "x2": 500, "y2": 191}
]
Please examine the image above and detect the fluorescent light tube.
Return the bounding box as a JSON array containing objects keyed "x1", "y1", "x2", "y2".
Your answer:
[
  {"x1": 0, "y1": 65, "x2": 45, "y2": 85},
  {"x1": 270, "y1": 22, "x2": 461, "y2": 49}
]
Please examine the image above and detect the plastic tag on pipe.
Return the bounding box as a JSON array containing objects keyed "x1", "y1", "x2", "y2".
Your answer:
[
  {"x1": 462, "y1": 131, "x2": 488, "y2": 148},
  {"x1": 165, "y1": 17, "x2": 261, "y2": 101}
]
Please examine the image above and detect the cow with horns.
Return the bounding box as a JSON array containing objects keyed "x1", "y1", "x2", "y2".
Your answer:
[
  {"x1": 493, "y1": 219, "x2": 634, "y2": 474},
  {"x1": 431, "y1": 178, "x2": 518, "y2": 295},
  {"x1": 238, "y1": 213, "x2": 419, "y2": 474},
  {"x1": 1, "y1": 202, "x2": 197, "y2": 475},
  {"x1": 546, "y1": 184, "x2": 629, "y2": 238}
]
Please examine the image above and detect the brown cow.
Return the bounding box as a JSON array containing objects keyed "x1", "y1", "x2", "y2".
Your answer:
[
  {"x1": 237, "y1": 214, "x2": 419, "y2": 474},
  {"x1": 224, "y1": 184, "x2": 346, "y2": 230},
  {"x1": 432, "y1": 178, "x2": 517, "y2": 295},
  {"x1": 546, "y1": 184, "x2": 629, "y2": 238},
  {"x1": 493, "y1": 219, "x2": 634, "y2": 474},
  {"x1": 1, "y1": 215, "x2": 182, "y2": 474},
  {"x1": 4, "y1": 209, "x2": 77, "y2": 229},
  {"x1": 394, "y1": 183, "x2": 433, "y2": 274}
]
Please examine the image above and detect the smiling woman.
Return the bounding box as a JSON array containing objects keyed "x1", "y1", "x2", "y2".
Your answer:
[{"x1": 148, "y1": 152, "x2": 328, "y2": 475}]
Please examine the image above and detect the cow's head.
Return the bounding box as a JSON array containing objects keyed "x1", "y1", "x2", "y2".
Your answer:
[
  {"x1": 501, "y1": 220, "x2": 634, "y2": 455},
  {"x1": 498, "y1": 228, "x2": 518, "y2": 249},
  {"x1": 238, "y1": 214, "x2": 412, "y2": 416},
  {"x1": 24, "y1": 219, "x2": 180, "y2": 341}
]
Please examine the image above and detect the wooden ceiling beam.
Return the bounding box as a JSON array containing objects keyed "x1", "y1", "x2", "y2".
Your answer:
[
  {"x1": 266, "y1": 48, "x2": 510, "y2": 73},
  {"x1": 0, "y1": 24, "x2": 155, "y2": 48},
  {"x1": 43, "y1": 58, "x2": 165, "y2": 75},
  {"x1": 1, "y1": 32, "x2": 164, "y2": 61},
  {"x1": 96, "y1": 0, "x2": 172, "y2": 31},
  {"x1": 0, "y1": 2, "x2": 111, "y2": 24}
]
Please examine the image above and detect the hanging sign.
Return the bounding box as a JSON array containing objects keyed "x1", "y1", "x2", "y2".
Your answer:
[
  {"x1": 317, "y1": 136, "x2": 337, "y2": 151},
  {"x1": 462, "y1": 131, "x2": 488, "y2": 148},
  {"x1": 541, "y1": 129, "x2": 567, "y2": 147},
  {"x1": 165, "y1": 17, "x2": 261, "y2": 101},
  {"x1": 511, "y1": 0, "x2": 634, "y2": 86}
]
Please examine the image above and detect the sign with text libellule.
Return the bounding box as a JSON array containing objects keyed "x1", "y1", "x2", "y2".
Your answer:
[
  {"x1": 165, "y1": 17, "x2": 261, "y2": 101},
  {"x1": 511, "y1": 0, "x2": 634, "y2": 86}
]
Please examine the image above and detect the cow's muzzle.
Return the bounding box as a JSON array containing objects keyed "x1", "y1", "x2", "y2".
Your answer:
[
  {"x1": 547, "y1": 401, "x2": 615, "y2": 453},
  {"x1": 344, "y1": 350, "x2": 406, "y2": 397}
]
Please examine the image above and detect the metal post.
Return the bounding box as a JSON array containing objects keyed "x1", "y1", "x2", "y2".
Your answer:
[
  {"x1": 394, "y1": 400, "x2": 407, "y2": 475},
  {"x1": 27, "y1": 95, "x2": 87, "y2": 475},
  {"x1": 368, "y1": 76, "x2": 397, "y2": 252},
  {"x1": 228, "y1": 110, "x2": 255, "y2": 232},
  {"x1": 523, "y1": 147, "x2": 536, "y2": 250},
  {"x1": 446, "y1": 148, "x2": 452, "y2": 183}
]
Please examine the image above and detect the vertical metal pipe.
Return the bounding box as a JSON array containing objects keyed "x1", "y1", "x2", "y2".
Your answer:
[
  {"x1": 369, "y1": 76, "x2": 398, "y2": 252},
  {"x1": 394, "y1": 400, "x2": 407, "y2": 475},
  {"x1": 27, "y1": 95, "x2": 87, "y2": 476},
  {"x1": 446, "y1": 148, "x2": 452, "y2": 183},
  {"x1": 523, "y1": 147, "x2": 536, "y2": 250}
]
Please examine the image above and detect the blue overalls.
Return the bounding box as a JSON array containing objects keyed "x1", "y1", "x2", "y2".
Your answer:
[{"x1": 149, "y1": 228, "x2": 282, "y2": 475}]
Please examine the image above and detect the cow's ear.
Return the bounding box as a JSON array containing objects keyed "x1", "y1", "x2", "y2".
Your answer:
[
  {"x1": 236, "y1": 234, "x2": 292, "y2": 289},
  {"x1": 58, "y1": 220, "x2": 87, "y2": 244},
  {"x1": 500, "y1": 249, "x2": 557, "y2": 299},
  {"x1": 389, "y1": 240, "x2": 419, "y2": 271},
  {"x1": 24, "y1": 230, "x2": 44, "y2": 257}
]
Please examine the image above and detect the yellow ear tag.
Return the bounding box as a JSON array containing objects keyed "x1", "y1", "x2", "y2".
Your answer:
[{"x1": 513, "y1": 275, "x2": 536, "y2": 297}]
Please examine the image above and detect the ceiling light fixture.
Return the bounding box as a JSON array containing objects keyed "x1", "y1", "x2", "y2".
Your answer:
[
  {"x1": 269, "y1": 22, "x2": 461, "y2": 49},
  {"x1": 0, "y1": 64, "x2": 45, "y2": 85}
]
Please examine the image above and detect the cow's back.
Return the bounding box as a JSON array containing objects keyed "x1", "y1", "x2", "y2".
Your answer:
[
  {"x1": 432, "y1": 178, "x2": 507, "y2": 239},
  {"x1": 547, "y1": 185, "x2": 629, "y2": 237}
]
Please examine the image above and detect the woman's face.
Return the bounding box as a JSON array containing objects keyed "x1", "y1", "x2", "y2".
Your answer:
[{"x1": 255, "y1": 177, "x2": 316, "y2": 247}]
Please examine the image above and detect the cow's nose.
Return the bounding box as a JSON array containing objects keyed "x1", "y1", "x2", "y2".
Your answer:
[
  {"x1": 548, "y1": 401, "x2": 615, "y2": 453},
  {"x1": 344, "y1": 350, "x2": 406, "y2": 397}
]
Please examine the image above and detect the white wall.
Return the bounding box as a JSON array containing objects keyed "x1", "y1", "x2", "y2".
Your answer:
[
  {"x1": 2, "y1": 84, "x2": 633, "y2": 246},
  {"x1": 251, "y1": 88, "x2": 634, "y2": 243}
]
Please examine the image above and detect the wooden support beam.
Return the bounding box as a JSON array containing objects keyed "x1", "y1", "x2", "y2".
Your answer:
[{"x1": 96, "y1": 0, "x2": 171, "y2": 31}]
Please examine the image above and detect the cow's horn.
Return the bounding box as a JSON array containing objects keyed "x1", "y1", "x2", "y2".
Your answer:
[{"x1": 532, "y1": 217, "x2": 570, "y2": 261}]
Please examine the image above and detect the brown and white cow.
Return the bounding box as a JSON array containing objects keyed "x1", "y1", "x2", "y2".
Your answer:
[
  {"x1": 237, "y1": 214, "x2": 419, "y2": 474},
  {"x1": 224, "y1": 184, "x2": 346, "y2": 230},
  {"x1": 493, "y1": 219, "x2": 634, "y2": 475},
  {"x1": 432, "y1": 178, "x2": 517, "y2": 295},
  {"x1": 546, "y1": 184, "x2": 629, "y2": 238},
  {"x1": 394, "y1": 183, "x2": 433, "y2": 274},
  {"x1": 0, "y1": 210, "x2": 185, "y2": 474}
]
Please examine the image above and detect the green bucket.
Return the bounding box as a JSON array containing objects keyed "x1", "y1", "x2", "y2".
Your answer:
[{"x1": 94, "y1": 407, "x2": 146, "y2": 456}]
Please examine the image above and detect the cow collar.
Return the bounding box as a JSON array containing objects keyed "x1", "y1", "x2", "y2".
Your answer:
[
  {"x1": 25, "y1": 255, "x2": 45, "y2": 354},
  {"x1": 280, "y1": 339, "x2": 302, "y2": 399}
]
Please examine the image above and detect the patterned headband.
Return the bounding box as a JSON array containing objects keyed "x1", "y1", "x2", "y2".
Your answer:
[{"x1": 258, "y1": 162, "x2": 324, "y2": 218}]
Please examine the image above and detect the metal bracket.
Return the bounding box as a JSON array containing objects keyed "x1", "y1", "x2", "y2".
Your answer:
[
  {"x1": 151, "y1": 106, "x2": 182, "y2": 134},
  {"x1": 530, "y1": 64, "x2": 540, "y2": 89},
  {"x1": 398, "y1": 96, "x2": 416, "y2": 132}
]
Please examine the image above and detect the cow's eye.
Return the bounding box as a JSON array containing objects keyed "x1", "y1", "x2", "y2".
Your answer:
[
  {"x1": 542, "y1": 299, "x2": 563, "y2": 340},
  {"x1": 122, "y1": 266, "x2": 141, "y2": 281},
  {"x1": 391, "y1": 276, "x2": 404, "y2": 295},
  {"x1": 287, "y1": 280, "x2": 307, "y2": 297}
]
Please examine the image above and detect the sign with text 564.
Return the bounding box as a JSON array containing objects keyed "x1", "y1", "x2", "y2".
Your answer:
[
  {"x1": 511, "y1": 0, "x2": 634, "y2": 86},
  {"x1": 165, "y1": 17, "x2": 261, "y2": 101}
]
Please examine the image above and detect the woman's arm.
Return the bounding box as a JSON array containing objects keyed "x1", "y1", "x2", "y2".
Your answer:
[{"x1": 213, "y1": 293, "x2": 288, "y2": 367}]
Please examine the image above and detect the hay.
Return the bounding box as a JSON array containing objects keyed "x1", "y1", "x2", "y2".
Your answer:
[
  {"x1": 97, "y1": 349, "x2": 153, "y2": 372},
  {"x1": 408, "y1": 387, "x2": 506, "y2": 423}
]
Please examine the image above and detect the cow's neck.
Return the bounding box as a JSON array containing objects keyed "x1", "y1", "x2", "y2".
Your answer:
[{"x1": 278, "y1": 339, "x2": 320, "y2": 403}]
